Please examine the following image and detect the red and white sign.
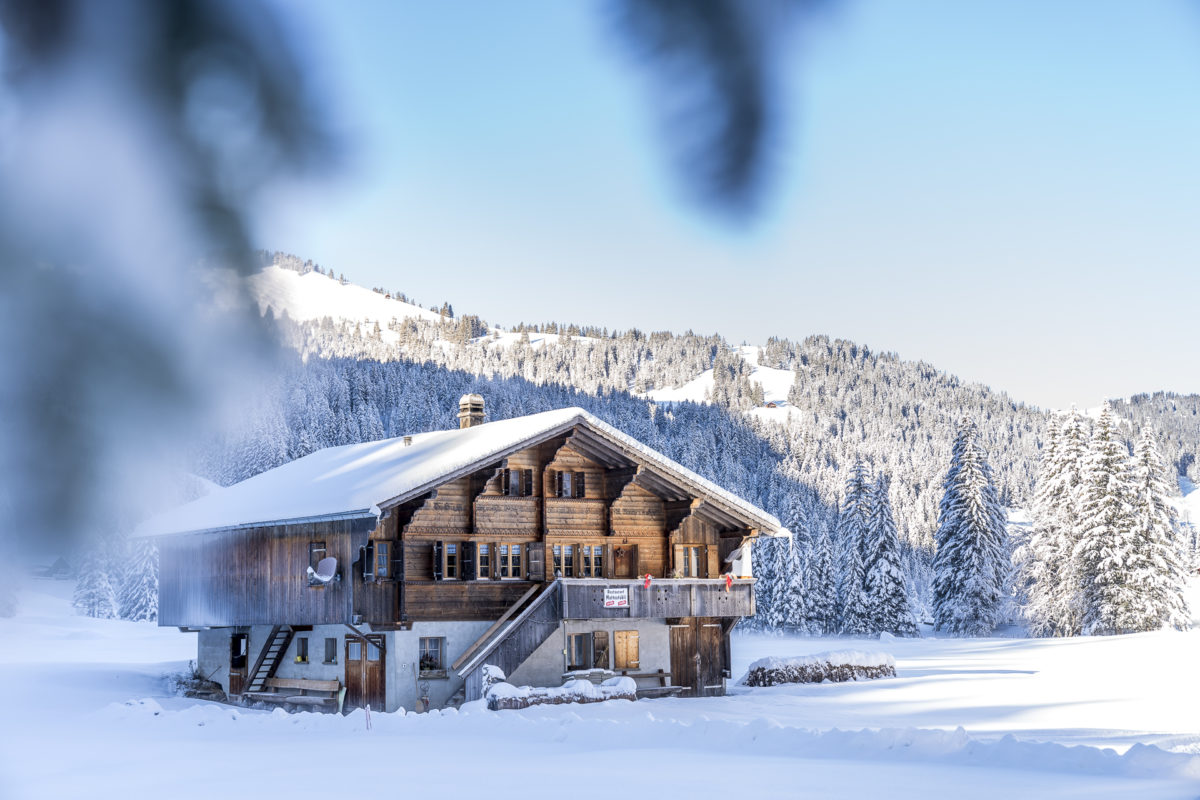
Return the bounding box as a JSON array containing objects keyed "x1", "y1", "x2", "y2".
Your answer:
[{"x1": 603, "y1": 588, "x2": 629, "y2": 608}]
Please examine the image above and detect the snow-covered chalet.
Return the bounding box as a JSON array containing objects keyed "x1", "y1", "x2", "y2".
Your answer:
[{"x1": 138, "y1": 396, "x2": 787, "y2": 712}]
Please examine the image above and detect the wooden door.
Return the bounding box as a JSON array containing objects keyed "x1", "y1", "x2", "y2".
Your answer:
[
  {"x1": 698, "y1": 621, "x2": 724, "y2": 696},
  {"x1": 669, "y1": 622, "x2": 695, "y2": 696},
  {"x1": 344, "y1": 635, "x2": 386, "y2": 711},
  {"x1": 614, "y1": 544, "x2": 637, "y2": 579},
  {"x1": 669, "y1": 619, "x2": 726, "y2": 697},
  {"x1": 229, "y1": 632, "x2": 248, "y2": 695}
]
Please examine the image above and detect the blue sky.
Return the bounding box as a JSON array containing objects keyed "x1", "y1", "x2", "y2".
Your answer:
[{"x1": 261, "y1": 1, "x2": 1200, "y2": 410}]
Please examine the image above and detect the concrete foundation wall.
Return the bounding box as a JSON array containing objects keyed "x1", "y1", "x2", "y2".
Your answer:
[
  {"x1": 388, "y1": 621, "x2": 492, "y2": 711},
  {"x1": 508, "y1": 619, "x2": 671, "y2": 690}
]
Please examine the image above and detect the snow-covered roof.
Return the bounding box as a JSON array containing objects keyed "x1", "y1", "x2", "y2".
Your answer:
[{"x1": 135, "y1": 407, "x2": 788, "y2": 539}]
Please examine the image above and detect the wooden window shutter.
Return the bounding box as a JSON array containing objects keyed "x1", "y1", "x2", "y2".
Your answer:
[
  {"x1": 706, "y1": 546, "x2": 719, "y2": 579},
  {"x1": 460, "y1": 541, "x2": 476, "y2": 580},
  {"x1": 603, "y1": 544, "x2": 614, "y2": 579},
  {"x1": 523, "y1": 469, "x2": 533, "y2": 497},
  {"x1": 393, "y1": 541, "x2": 404, "y2": 582},
  {"x1": 553, "y1": 470, "x2": 562, "y2": 497},
  {"x1": 574, "y1": 542, "x2": 582, "y2": 577},
  {"x1": 432, "y1": 541, "x2": 444, "y2": 580},
  {"x1": 628, "y1": 630, "x2": 639, "y2": 668},
  {"x1": 629, "y1": 543, "x2": 639, "y2": 578},
  {"x1": 501, "y1": 469, "x2": 511, "y2": 496},
  {"x1": 362, "y1": 542, "x2": 375, "y2": 582},
  {"x1": 575, "y1": 472, "x2": 585, "y2": 498},
  {"x1": 526, "y1": 542, "x2": 545, "y2": 582}
]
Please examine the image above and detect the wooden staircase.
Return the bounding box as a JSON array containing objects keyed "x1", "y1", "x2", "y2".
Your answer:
[
  {"x1": 456, "y1": 581, "x2": 563, "y2": 702},
  {"x1": 244, "y1": 625, "x2": 294, "y2": 695}
]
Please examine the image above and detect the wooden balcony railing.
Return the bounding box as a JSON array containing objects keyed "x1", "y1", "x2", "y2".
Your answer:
[{"x1": 558, "y1": 578, "x2": 754, "y2": 620}]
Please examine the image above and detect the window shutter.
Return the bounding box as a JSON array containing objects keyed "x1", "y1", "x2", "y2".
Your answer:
[
  {"x1": 460, "y1": 541, "x2": 476, "y2": 580},
  {"x1": 523, "y1": 469, "x2": 533, "y2": 497},
  {"x1": 362, "y1": 543, "x2": 375, "y2": 583},
  {"x1": 432, "y1": 541, "x2": 444, "y2": 581},
  {"x1": 553, "y1": 470, "x2": 562, "y2": 497},
  {"x1": 629, "y1": 544, "x2": 639, "y2": 578},
  {"x1": 575, "y1": 472, "x2": 585, "y2": 498},
  {"x1": 501, "y1": 469, "x2": 511, "y2": 496},
  {"x1": 573, "y1": 542, "x2": 582, "y2": 578},
  {"x1": 393, "y1": 541, "x2": 404, "y2": 582},
  {"x1": 526, "y1": 542, "x2": 545, "y2": 582},
  {"x1": 706, "y1": 546, "x2": 719, "y2": 579},
  {"x1": 628, "y1": 630, "x2": 639, "y2": 669},
  {"x1": 603, "y1": 544, "x2": 614, "y2": 579}
]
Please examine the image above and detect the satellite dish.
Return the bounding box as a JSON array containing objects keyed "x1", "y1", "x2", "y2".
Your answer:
[{"x1": 306, "y1": 557, "x2": 339, "y2": 583}]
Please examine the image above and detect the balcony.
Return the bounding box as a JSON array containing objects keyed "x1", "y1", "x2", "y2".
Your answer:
[{"x1": 558, "y1": 578, "x2": 754, "y2": 620}]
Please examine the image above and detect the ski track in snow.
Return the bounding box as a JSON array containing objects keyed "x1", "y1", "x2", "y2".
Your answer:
[{"x1": 2, "y1": 581, "x2": 1200, "y2": 799}]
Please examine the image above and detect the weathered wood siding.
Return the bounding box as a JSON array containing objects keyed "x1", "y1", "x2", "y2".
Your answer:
[{"x1": 158, "y1": 518, "x2": 373, "y2": 627}]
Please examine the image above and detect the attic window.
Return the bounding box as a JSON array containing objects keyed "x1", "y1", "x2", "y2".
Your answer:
[
  {"x1": 555, "y1": 471, "x2": 586, "y2": 499},
  {"x1": 503, "y1": 468, "x2": 534, "y2": 497}
]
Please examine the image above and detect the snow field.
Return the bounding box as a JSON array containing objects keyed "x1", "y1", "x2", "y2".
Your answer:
[{"x1": 2, "y1": 582, "x2": 1200, "y2": 799}]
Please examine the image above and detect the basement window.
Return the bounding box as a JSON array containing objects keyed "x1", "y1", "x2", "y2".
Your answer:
[{"x1": 295, "y1": 637, "x2": 309, "y2": 664}]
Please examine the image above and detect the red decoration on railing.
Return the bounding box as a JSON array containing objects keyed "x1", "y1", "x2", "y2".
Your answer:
[
  {"x1": 643, "y1": 573, "x2": 652, "y2": 589},
  {"x1": 725, "y1": 574, "x2": 733, "y2": 592}
]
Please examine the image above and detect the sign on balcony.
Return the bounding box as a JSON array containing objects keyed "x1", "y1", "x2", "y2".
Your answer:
[{"x1": 603, "y1": 587, "x2": 629, "y2": 608}]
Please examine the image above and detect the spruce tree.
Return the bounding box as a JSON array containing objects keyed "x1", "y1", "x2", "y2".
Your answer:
[
  {"x1": 864, "y1": 474, "x2": 918, "y2": 636},
  {"x1": 805, "y1": 528, "x2": 838, "y2": 635},
  {"x1": 1126, "y1": 429, "x2": 1189, "y2": 630},
  {"x1": 72, "y1": 549, "x2": 118, "y2": 619},
  {"x1": 835, "y1": 461, "x2": 872, "y2": 625},
  {"x1": 838, "y1": 541, "x2": 872, "y2": 635},
  {"x1": 118, "y1": 540, "x2": 159, "y2": 622},
  {"x1": 932, "y1": 420, "x2": 1008, "y2": 635},
  {"x1": 1075, "y1": 403, "x2": 1140, "y2": 635}
]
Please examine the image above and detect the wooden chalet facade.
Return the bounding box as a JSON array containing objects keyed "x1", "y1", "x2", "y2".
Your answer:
[{"x1": 141, "y1": 397, "x2": 788, "y2": 712}]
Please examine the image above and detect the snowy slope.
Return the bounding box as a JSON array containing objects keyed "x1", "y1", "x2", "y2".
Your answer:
[
  {"x1": 247, "y1": 265, "x2": 446, "y2": 345},
  {"x1": 644, "y1": 346, "x2": 797, "y2": 425},
  {"x1": 3, "y1": 581, "x2": 1200, "y2": 800}
]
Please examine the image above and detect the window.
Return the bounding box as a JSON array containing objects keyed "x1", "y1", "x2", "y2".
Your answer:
[
  {"x1": 308, "y1": 541, "x2": 326, "y2": 586},
  {"x1": 433, "y1": 542, "x2": 459, "y2": 580},
  {"x1": 674, "y1": 545, "x2": 703, "y2": 578},
  {"x1": 375, "y1": 541, "x2": 390, "y2": 580},
  {"x1": 614, "y1": 630, "x2": 639, "y2": 669},
  {"x1": 324, "y1": 637, "x2": 337, "y2": 664},
  {"x1": 553, "y1": 544, "x2": 575, "y2": 578},
  {"x1": 566, "y1": 633, "x2": 591, "y2": 671},
  {"x1": 348, "y1": 640, "x2": 362, "y2": 661},
  {"x1": 555, "y1": 471, "x2": 586, "y2": 498},
  {"x1": 498, "y1": 544, "x2": 522, "y2": 579},
  {"x1": 477, "y1": 543, "x2": 491, "y2": 579},
  {"x1": 581, "y1": 545, "x2": 603, "y2": 578},
  {"x1": 419, "y1": 637, "x2": 445, "y2": 674},
  {"x1": 295, "y1": 637, "x2": 309, "y2": 664},
  {"x1": 503, "y1": 468, "x2": 534, "y2": 497}
]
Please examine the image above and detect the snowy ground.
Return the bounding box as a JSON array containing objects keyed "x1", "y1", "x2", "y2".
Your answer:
[{"x1": 2, "y1": 581, "x2": 1199, "y2": 799}]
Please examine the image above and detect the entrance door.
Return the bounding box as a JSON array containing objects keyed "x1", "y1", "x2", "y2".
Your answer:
[
  {"x1": 229, "y1": 632, "x2": 248, "y2": 695},
  {"x1": 669, "y1": 618, "x2": 725, "y2": 697},
  {"x1": 344, "y1": 635, "x2": 386, "y2": 711}
]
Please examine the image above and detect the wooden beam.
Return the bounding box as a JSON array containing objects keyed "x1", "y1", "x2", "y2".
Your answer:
[{"x1": 450, "y1": 583, "x2": 542, "y2": 671}]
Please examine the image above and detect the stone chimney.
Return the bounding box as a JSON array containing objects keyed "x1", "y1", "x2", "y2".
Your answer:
[{"x1": 458, "y1": 393, "x2": 486, "y2": 429}]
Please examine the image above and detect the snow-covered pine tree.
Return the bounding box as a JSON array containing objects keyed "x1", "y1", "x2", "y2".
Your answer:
[
  {"x1": 775, "y1": 536, "x2": 809, "y2": 633},
  {"x1": 1074, "y1": 403, "x2": 1141, "y2": 635},
  {"x1": 836, "y1": 461, "x2": 873, "y2": 629},
  {"x1": 839, "y1": 540, "x2": 872, "y2": 635},
  {"x1": 118, "y1": 539, "x2": 159, "y2": 622},
  {"x1": 931, "y1": 419, "x2": 1009, "y2": 636},
  {"x1": 864, "y1": 474, "x2": 918, "y2": 636},
  {"x1": 1020, "y1": 411, "x2": 1090, "y2": 636},
  {"x1": 1126, "y1": 429, "x2": 1189, "y2": 631},
  {"x1": 805, "y1": 527, "x2": 838, "y2": 635},
  {"x1": 72, "y1": 549, "x2": 118, "y2": 619}
]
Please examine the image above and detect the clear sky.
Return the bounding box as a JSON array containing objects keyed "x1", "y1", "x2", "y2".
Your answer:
[{"x1": 260, "y1": 1, "x2": 1200, "y2": 411}]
